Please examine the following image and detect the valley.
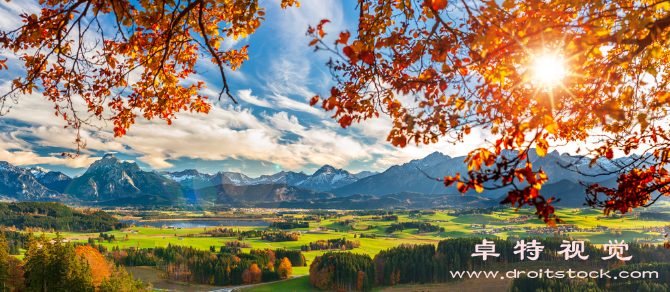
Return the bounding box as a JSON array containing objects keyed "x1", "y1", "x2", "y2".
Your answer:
[{"x1": 2, "y1": 203, "x2": 669, "y2": 291}]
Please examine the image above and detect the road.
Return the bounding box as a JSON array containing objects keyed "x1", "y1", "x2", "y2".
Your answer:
[{"x1": 204, "y1": 275, "x2": 307, "y2": 292}]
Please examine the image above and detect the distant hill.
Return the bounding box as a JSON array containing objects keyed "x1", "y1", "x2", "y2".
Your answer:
[
  {"x1": 185, "y1": 183, "x2": 335, "y2": 204},
  {"x1": 95, "y1": 195, "x2": 173, "y2": 207},
  {"x1": 0, "y1": 150, "x2": 654, "y2": 209},
  {"x1": 159, "y1": 164, "x2": 365, "y2": 192},
  {"x1": 0, "y1": 201, "x2": 125, "y2": 232},
  {"x1": 329, "y1": 149, "x2": 633, "y2": 199},
  {"x1": 251, "y1": 191, "x2": 495, "y2": 209}
]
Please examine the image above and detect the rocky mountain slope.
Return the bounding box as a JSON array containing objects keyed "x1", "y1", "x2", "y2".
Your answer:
[
  {"x1": 0, "y1": 162, "x2": 63, "y2": 201},
  {"x1": 0, "y1": 150, "x2": 654, "y2": 208},
  {"x1": 64, "y1": 154, "x2": 182, "y2": 201},
  {"x1": 159, "y1": 164, "x2": 373, "y2": 192}
]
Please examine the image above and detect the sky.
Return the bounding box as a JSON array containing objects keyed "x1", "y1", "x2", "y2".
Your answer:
[{"x1": 0, "y1": 0, "x2": 491, "y2": 178}]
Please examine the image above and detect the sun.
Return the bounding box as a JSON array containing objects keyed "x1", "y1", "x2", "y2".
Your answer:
[{"x1": 532, "y1": 55, "x2": 565, "y2": 86}]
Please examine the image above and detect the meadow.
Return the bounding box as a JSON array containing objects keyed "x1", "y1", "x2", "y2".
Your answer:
[{"x1": 14, "y1": 207, "x2": 669, "y2": 291}]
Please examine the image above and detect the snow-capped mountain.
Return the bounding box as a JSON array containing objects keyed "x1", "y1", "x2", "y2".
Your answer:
[
  {"x1": 29, "y1": 166, "x2": 72, "y2": 193},
  {"x1": 0, "y1": 162, "x2": 64, "y2": 201},
  {"x1": 67, "y1": 154, "x2": 181, "y2": 200},
  {"x1": 353, "y1": 170, "x2": 380, "y2": 180},
  {"x1": 329, "y1": 149, "x2": 645, "y2": 204},
  {"x1": 159, "y1": 165, "x2": 357, "y2": 191},
  {"x1": 0, "y1": 149, "x2": 660, "y2": 207},
  {"x1": 288, "y1": 165, "x2": 358, "y2": 191}
]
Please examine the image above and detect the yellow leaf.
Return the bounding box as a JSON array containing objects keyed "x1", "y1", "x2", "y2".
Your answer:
[
  {"x1": 536, "y1": 138, "x2": 548, "y2": 157},
  {"x1": 545, "y1": 123, "x2": 558, "y2": 135}
]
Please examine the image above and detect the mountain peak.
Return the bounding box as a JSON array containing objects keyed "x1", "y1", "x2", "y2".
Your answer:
[
  {"x1": 85, "y1": 154, "x2": 139, "y2": 174},
  {"x1": 29, "y1": 166, "x2": 51, "y2": 179},
  {"x1": 314, "y1": 165, "x2": 338, "y2": 175},
  {"x1": 0, "y1": 161, "x2": 15, "y2": 171}
]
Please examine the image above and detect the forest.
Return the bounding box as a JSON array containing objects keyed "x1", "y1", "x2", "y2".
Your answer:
[
  {"x1": 308, "y1": 237, "x2": 670, "y2": 291},
  {"x1": 510, "y1": 262, "x2": 670, "y2": 291},
  {"x1": 0, "y1": 232, "x2": 149, "y2": 291},
  {"x1": 0, "y1": 202, "x2": 126, "y2": 232},
  {"x1": 269, "y1": 221, "x2": 309, "y2": 229},
  {"x1": 301, "y1": 238, "x2": 361, "y2": 251},
  {"x1": 151, "y1": 244, "x2": 297, "y2": 285},
  {"x1": 309, "y1": 251, "x2": 376, "y2": 292}
]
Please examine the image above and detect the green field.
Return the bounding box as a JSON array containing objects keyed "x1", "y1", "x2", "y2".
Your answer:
[{"x1": 11, "y1": 207, "x2": 669, "y2": 291}]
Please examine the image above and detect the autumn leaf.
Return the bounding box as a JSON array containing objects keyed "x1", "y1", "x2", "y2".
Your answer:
[
  {"x1": 336, "y1": 31, "x2": 350, "y2": 45},
  {"x1": 431, "y1": 0, "x2": 448, "y2": 10}
]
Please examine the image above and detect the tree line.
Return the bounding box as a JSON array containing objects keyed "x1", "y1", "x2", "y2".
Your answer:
[
  {"x1": 301, "y1": 238, "x2": 361, "y2": 251},
  {"x1": 269, "y1": 221, "x2": 309, "y2": 229},
  {"x1": 510, "y1": 262, "x2": 670, "y2": 292},
  {"x1": 0, "y1": 232, "x2": 149, "y2": 292},
  {"x1": 150, "y1": 244, "x2": 299, "y2": 286},
  {"x1": 385, "y1": 222, "x2": 441, "y2": 233},
  {"x1": 0, "y1": 202, "x2": 126, "y2": 232},
  {"x1": 309, "y1": 237, "x2": 670, "y2": 291},
  {"x1": 205, "y1": 228, "x2": 299, "y2": 242},
  {"x1": 309, "y1": 251, "x2": 375, "y2": 291}
]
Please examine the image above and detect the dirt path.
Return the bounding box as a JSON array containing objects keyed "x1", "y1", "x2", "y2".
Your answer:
[
  {"x1": 378, "y1": 277, "x2": 509, "y2": 292},
  {"x1": 127, "y1": 266, "x2": 230, "y2": 292}
]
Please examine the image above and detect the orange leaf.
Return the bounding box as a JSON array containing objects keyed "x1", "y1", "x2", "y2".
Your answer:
[
  {"x1": 309, "y1": 95, "x2": 320, "y2": 106},
  {"x1": 336, "y1": 31, "x2": 350, "y2": 45},
  {"x1": 431, "y1": 0, "x2": 448, "y2": 10}
]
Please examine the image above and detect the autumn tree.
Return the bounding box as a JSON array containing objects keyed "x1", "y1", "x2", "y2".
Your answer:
[
  {"x1": 6, "y1": 257, "x2": 25, "y2": 292},
  {"x1": 23, "y1": 232, "x2": 96, "y2": 292},
  {"x1": 307, "y1": 0, "x2": 670, "y2": 232},
  {"x1": 241, "y1": 268, "x2": 252, "y2": 284},
  {"x1": 100, "y1": 264, "x2": 149, "y2": 292},
  {"x1": 0, "y1": 232, "x2": 8, "y2": 292},
  {"x1": 0, "y1": 0, "x2": 300, "y2": 155},
  {"x1": 75, "y1": 245, "x2": 112, "y2": 288},
  {"x1": 277, "y1": 257, "x2": 292, "y2": 279},
  {"x1": 249, "y1": 263, "x2": 262, "y2": 284}
]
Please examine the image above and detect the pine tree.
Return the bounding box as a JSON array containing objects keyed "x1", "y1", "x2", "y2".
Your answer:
[{"x1": 23, "y1": 233, "x2": 50, "y2": 292}]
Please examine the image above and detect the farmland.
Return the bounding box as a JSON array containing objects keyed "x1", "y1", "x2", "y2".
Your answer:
[{"x1": 8, "y1": 207, "x2": 670, "y2": 291}]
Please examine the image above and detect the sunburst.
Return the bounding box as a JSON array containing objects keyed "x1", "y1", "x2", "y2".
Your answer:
[{"x1": 531, "y1": 54, "x2": 566, "y2": 86}]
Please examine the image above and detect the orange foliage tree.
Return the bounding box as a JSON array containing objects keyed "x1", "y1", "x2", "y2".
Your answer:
[
  {"x1": 250, "y1": 263, "x2": 262, "y2": 283},
  {"x1": 356, "y1": 270, "x2": 365, "y2": 291},
  {"x1": 241, "y1": 268, "x2": 252, "y2": 284},
  {"x1": 75, "y1": 245, "x2": 112, "y2": 288},
  {"x1": 7, "y1": 257, "x2": 25, "y2": 291},
  {"x1": 0, "y1": 0, "x2": 300, "y2": 155},
  {"x1": 277, "y1": 257, "x2": 292, "y2": 279},
  {"x1": 307, "y1": 0, "x2": 670, "y2": 234}
]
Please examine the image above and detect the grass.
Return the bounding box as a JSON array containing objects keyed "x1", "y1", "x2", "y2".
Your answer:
[
  {"x1": 11, "y1": 207, "x2": 669, "y2": 290},
  {"x1": 241, "y1": 276, "x2": 318, "y2": 292}
]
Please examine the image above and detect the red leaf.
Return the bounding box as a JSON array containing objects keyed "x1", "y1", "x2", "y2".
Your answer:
[
  {"x1": 309, "y1": 95, "x2": 320, "y2": 106},
  {"x1": 362, "y1": 51, "x2": 375, "y2": 65},
  {"x1": 339, "y1": 115, "x2": 352, "y2": 128}
]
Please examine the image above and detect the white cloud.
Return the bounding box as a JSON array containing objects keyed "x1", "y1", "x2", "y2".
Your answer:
[
  {"x1": 238, "y1": 89, "x2": 273, "y2": 107},
  {"x1": 238, "y1": 89, "x2": 323, "y2": 116}
]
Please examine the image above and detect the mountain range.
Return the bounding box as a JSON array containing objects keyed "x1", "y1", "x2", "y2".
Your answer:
[{"x1": 0, "y1": 150, "x2": 654, "y2": 208}]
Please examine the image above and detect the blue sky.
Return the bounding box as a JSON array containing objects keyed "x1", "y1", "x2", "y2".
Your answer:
[{"x1": 0, "y1": 0, "x2": 490, "y2": 177}]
